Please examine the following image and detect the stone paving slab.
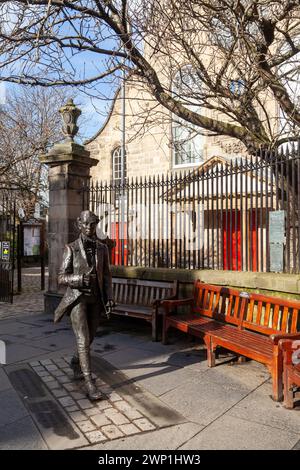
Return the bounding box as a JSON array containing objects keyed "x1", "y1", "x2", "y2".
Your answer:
[
  {"x1": 0, "y1": 366, "x2": 13, "y2": 392},
  {"x1": 228, "y1": 381, "x2": 300, "y2": 434},
  {"x1": 0, "y1": 416, "x2": 48, "y2": 450},
  {"x1": 160, "y1": 374, "x2": 256, "y2": 426},
  {"x1": 0, "y1": 388, "x2": 29, "y2": 427},
  {"x1": 179, "y1": 414, "x2": 300, "y2": 450}
]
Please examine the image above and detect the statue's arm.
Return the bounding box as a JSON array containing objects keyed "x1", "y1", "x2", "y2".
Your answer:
[{"x1": 58, "y1": 245, "x2": 84, "y2": 289}]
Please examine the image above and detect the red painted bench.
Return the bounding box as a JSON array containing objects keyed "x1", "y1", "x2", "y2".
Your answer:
[
  {"x1": 161, "y1": 280, "x2": 300, "y2": 401},
  {"x1": 279, "y1": 339, "x2": 300, "y2": 408}
]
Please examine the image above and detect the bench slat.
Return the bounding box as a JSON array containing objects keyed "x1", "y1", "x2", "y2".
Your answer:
[
  {"x1": 281, "y1": 306, "x2": 289, "y2": 333},
  {"x1": 264, "y1": 303, "x2": 271, "y2": 327},
  {"x1": 291, "y1": 308, "x2": 299, "y2": 333}
]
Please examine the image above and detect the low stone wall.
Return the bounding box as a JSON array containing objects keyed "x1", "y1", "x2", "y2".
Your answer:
[{"x1": 111, "y1": 266, "x2": 300, "y2": 301}]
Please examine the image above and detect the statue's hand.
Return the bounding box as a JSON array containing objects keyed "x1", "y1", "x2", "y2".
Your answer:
[
  {"x1": 104, "y1": 300, "x2": 115, "y2": 319},
  {"x1": 83, "y1": 272, "x2": 96, "y2": 287},
  {"x1": 83, "y1": 274, "x2": 90, "y2": 287}
]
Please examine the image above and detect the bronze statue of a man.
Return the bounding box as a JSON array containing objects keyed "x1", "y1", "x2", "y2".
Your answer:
[{"x1": 54, "y1": 210, "x2": 113, "y2": 401}]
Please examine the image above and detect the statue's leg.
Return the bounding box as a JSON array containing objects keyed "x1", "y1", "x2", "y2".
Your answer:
[
  {"x1": 88, "y1": 302, "x2": 101, "y2": 346},
  {"x1": 70, "y1": 301, "x2": 103, "y2": 401}
]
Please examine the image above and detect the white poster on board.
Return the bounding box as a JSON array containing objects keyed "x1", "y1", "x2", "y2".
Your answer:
[{"x1": 23, "y1": 225, "x2": 40, "y2": 256}]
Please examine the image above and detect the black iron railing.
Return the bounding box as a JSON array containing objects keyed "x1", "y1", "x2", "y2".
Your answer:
[{"x1": 83, "y1": 147, "x2": 300, "y2": 273}]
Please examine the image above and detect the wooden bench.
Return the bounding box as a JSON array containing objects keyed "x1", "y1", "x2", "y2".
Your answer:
[
  {"x1": 279, "y1": 339, "x2": 300, "y2": 409},
  {"x1": 161, "y1": 280, "x2": 300, "y2": 401},
  {"x1": 111, "y1": 278, "x2": 178, "y2": 341}
]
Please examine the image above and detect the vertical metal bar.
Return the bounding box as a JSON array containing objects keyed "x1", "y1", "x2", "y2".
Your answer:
[
  {"x1": 265, "y1": 151, "x2": 270, "y2": 272},
  {"x1": 183, "y1": 170, "x2": 187, "y2": 269},
  {"x1": 229, "y1": 160, "x2": 233, "y2": 270},
  {"x1": 179, "y1": 172, "x2": 183, "y2": 269},
  {"x1": 245, "y1": 157, "x2": 248, "y2": 271},
  {"x1": 188, "y1": 170, "x2": 191, "y2": 269},
  {"x1": 220, "y1": 162, "x2": 224, "y2": 270},
  {"x1": 298, "y1": 145, "x2": 300, "y2": 273},
  {"x1": 250, "y1": 155, "x2": 253, "y2": 271},
  {"x1": 148, "y1": 176, "x2": 151, "y2": 267},
  {"x1": 165, "y1": 173, "x2": 169, "y2": 268},
  {"x1": 275, "y1": 148, "x2": 279, "y2": 211},
  {"x1": 143, "y1": 176, "x2": 146, "y2": 267},
  {"x1": 235, "y1": 157, "x2": 238, "y2": 270},
  {"x1": 255, "y1": 153, "x2": 259, "y2": 271},
  {"x1": 173, "y1": 173, "x2": 177, "y2": 269},
  {"x1": 292, "y1": 146, "x2": 296, "y2": 273},
  {"x1": 161, "y1": 174, "x2": 165, "y2": 267},
  {"x1": 134, "y1": 177, "x2": 138, "y2": 266},
  {"x1": 170, "y1": 198, "x2": 173, "y2": 269},
  {"x1": 211, "y1": 165, "x2": 215, "y2": 269},
  {"x1": 239, "y1": 157, "x2": 243, "y2": 271},
  {"x1": 40, "y1": 221, "x2": 45, "y2": 291},
  {"x1": 153, "y1": 174, "x2": 156, "y2": 268},
  {"x1": 259, "y1": 151, "x2": 264, "y2": 272},
  {"x1": 286, "y1": 150, "x2": 291, "y2": 273},
  {"x1": 192, "y1": 169, "x2": 196, "y2": 269},
  {"x1": 225, "y1": 163, "x2": 229, "y2": 270},
  {"x1": 206, "y1": 167, "x2": 210, "y2": 268},
  {"x1": 197, "y1": 168, "x2": 200, "y2": 269},
  {"x1": 215, "y1": 163, "x2": 219, "y2": 269},
  {"x1": 156, "y1": 174, "x2": 163, "y2": 267},
  {"x1": 17, "y1": 223, "x2": 22, "y2": 293},
  {"x1": 138, "y1": 177, "x2": 142, "y2": 266},
  {"x1": 11, "y1": 199, "x2": 16, "y2": 303}
]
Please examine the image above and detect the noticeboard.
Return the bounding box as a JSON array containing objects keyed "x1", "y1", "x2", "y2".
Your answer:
[
  {"x1": 23, "y1": 224, "x2": 41, "y2": 256},
  {"x1": 269, "y1": 210, "x2": 285, "y2": 273}
]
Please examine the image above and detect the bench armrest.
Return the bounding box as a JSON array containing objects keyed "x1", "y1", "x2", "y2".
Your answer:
[
  {"x1": 278, "y1": 338, "x2": 300, "y2": 351},
  {"x1": 278, "y1": 339, "x2": 300, "y2": 366},
  {"x1": 270, "y1": 332, "x2": 300, "y2": 345},
  {"x1": 160, "y1": 297, "x2": 194, "y2": 315},
  {"x1": 152, "y1": 294, "x2": 178, "y2": 308}
]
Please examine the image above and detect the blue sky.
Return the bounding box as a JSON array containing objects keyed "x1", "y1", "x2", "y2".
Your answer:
[{"x1": 0, "y1": 9, "x2": 123, "y2": 141}]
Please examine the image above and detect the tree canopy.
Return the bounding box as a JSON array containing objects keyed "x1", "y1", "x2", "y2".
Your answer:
[{"x1": 0, "y1": 1, "x2": 299, "y2": 152}]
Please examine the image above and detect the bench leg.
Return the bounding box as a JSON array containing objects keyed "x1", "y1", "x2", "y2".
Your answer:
[
  {"x1": 205, "y1": 337, "x2": 216, "y2": 367},
  {"x1": 238, "y1": 356, "x2": 247, "y2": 363},
  {"x1": 152, "y1": 311, "x2": 158, "y2": 342},
  {"x1": 284, "y1": 375, "x2": 295, "y2": 409},
  {"x1": 162, "y1": 317, "x2": 169, "y2": 345},
  {"x1": 271, "y1": 352, "x2": 283, "y2": 402}
]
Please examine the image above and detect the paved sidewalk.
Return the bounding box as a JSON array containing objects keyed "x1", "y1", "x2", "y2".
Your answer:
[
  {"x1": 0, "y1": 267, "x2": 48, "y2": 321},
  {"x1": 0, "y1": 277, "x2": 300, "y2": 450}
]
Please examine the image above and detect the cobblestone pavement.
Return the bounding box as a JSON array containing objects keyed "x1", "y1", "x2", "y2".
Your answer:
[
  {"x1": 29, "y1": 357, "x2": 156, "y2": 445},
  {"x1": 0, "y1": 267, "x2": 48, "y2": 320}
]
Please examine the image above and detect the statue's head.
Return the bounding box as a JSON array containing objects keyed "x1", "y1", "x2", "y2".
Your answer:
[{"x1": 77, "y1": 210, "x2": 99, "y2": 238}]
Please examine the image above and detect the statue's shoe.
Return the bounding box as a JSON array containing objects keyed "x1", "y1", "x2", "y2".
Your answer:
[{"x1": 85, "y1": 381, "x2": 105, "y2": 401}]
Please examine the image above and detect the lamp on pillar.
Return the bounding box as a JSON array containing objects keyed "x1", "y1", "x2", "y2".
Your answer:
[
  {"x1": 59, "y1": 99, "x2": 81, "y2": 142},
  {"x1": 40, "y1": 99, "x2": 98, "y2": 314}
]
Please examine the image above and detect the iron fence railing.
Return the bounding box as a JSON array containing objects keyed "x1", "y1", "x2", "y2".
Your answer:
[
  {"x1": 0, "y1": 194, "x2": 16, "y2": 302},
  {"x1": 83, "y1": 147, "x2": 300, "y2": 273}
]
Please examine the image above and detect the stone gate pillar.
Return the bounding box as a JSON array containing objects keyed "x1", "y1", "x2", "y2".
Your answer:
[{"x1": 40, "y1": 99, "x2": 97, "y2": 314}]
